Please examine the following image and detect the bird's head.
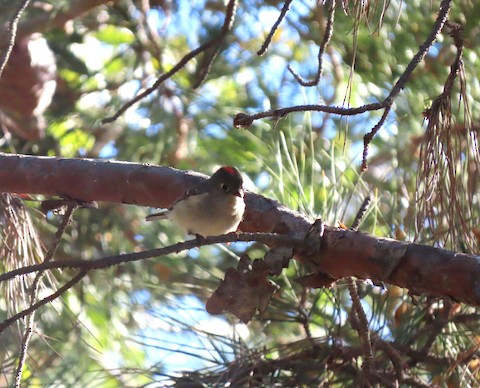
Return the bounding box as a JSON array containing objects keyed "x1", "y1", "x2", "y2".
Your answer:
[{"x1": 210, "y1": 166, "x2": 244, "y2": 198}]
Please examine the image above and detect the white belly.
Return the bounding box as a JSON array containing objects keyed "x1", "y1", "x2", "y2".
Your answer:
[{"x1": 169, "y1": 193, "x2": 245, "y2": 236}]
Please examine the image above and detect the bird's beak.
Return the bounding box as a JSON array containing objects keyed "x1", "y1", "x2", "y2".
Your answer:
[{"x1": 234, "y1": 188, "x2": 244, "y2": 198}]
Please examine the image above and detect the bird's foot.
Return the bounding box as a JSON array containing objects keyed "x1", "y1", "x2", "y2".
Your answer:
[{"x1": 194, "y1": 233, "x2": 208, "y2": 245}]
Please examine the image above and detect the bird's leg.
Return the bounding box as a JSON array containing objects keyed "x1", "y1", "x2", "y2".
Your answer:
[
  {"x1": 224, "y1": 230, "x2": 241, "y2": 246},
  {"x1": 194, "y1": 233, "x2": 208, "y2": 246}
]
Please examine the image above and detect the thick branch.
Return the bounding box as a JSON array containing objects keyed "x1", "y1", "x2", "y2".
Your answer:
[
  {"x1": 313, "y1": 228, "x2": 480, "y2": 306},
  {"x1": 0, "y1": 153, "x2": 479, "y2": 305},
  {"x1": 0, "y1": 152, "x2": 310, "y2": 236}
]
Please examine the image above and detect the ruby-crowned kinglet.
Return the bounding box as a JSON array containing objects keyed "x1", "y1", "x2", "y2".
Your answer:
[{"x1": 146, "y1": 166, "x2": 245, "y2": 236}]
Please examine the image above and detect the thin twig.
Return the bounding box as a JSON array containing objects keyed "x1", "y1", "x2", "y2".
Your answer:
[
  {"x1": 347, "y1": 195, "x2": 373, "y2": 382},
  {"x1": 0, "y1": 233, "x2": 305, "y2": 284},
  {"x1": 102, "y1": 0, "x2": 238, "y2": 124},
  {"x1": 193, "y1": 0, "x2": 237, "y2": 88},
  {"x1": 234, "y1": 101, "x2": 388, "y2": 128},
  {"x1": 237, "y1": 0, "x2": 452, "y2": 126},
  {"x1": 192, "y1": 44, "x2": 224, "y2": 89},
  {"x1": 235, "y1": 0, "x2": 453, "y2": 170},
  {"x1": 387, "y1": 0, "x2": 452, "y2": 101},
  {"x1": 0, "y1": 271, "x2": 87, "y2": 335},
  {"x1": 288, "y1": 0, "x2": 336, "y2": 86},
  {"x1": 350, "y1": 195, "x2": 372, "y2": 231},
  {"x1": 0, "y1": 0, "x2": 32, "y2": 80},
  {"x1": 362, "y1": 0, "x2": 451, "y2": 170},
  {"x1": 361, "y1": 105, "x2": 391, "y2": 171},
  {"x1": 13, "y1": 203, "x2": 77, "y2": 387},
  {"x1": 257, "y1": 0, "x2": 293, "y2": 56},
  {"x1": 347, "y1": 279, "x2": 374, "y2": 382}
]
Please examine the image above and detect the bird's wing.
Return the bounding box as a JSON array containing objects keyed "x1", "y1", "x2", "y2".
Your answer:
[
  {"x1": 145, "y1": 181, "x2": 209, "y2": 221},
  {"x1": 145, "y1": 210, "x2": 169, "y2": 221}
]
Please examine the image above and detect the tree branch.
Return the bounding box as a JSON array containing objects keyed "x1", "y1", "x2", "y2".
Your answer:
[
  {"x1": 102, "y1": 0, "x2": 238, "y2": 124},
  {"x1": 192, "y1": 0, "x2": 237, "y2": 88},
  {"x1": 0, "y1": 152, "x2": 312, "y2": 236},
  {"x1": 0, "y1": 0, "x2": 32, "y2": 80},
  {"x1": 13, "y1": 203, "x2": 77, "y2": 386},
  {"x1": 0, "y1": 153, "x2": 480, "y2": 306},
  {"x1": 257, "y1": 0, "x2": 293, "y2": 56},
  {"x1": 287, "y1": 0, "x2": 336, "y2": 86},
  {"x1": 0, "y1": 271, "x2": 87, "y2": 334},
  {"x1": 234, "y1": 0, "x2": 453, "y2": 170},
  {"x1": 0, "y1": 0, "x2": 120, "y2": 47},
  {"x1": 0, "y1": 233, "x2": 303, "y2": 284}
]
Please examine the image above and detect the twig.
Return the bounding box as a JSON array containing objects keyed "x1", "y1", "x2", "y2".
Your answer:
[
  {"x1": 347, "y1": 280, "x2": 374, "y2": 381},
  {"x1": 235, "y1": 0, "x2": 453, "y2": 170},
  {"x1": 360, "y1": 0, "x2": 451, "y2": 170},
  {"x1": 234, "y1": 101, "x2": 388, "y2": 128},
  {"x1": 361, "y1": 106, "x2": 391, "y2": 171},
  {"x1": 347, "y1": 195, "x2": 374, "y2": 382},
  {"x1": 409, "y1": 301, "x2": 451, "y2": 366},
  {"x1": 102, "y1": 0, "x2": 238, "y2": 124},
  {"x1": 439, "y1": 20, "x2": 464, "y2": 98},
  {"x1": 374, "y1": 336, "x2": 405, "y2": 381},
  {"x1": 386, "y1": 0, "x2": 452, "y2": 102},
  {"x1": 0, "y1": 0, "x2": 119, "y2": 46},
  {"x1": 0, "y1": 0, "x2": 32, "y2": 80},
  {"x1": 0, "y1": 233, "x2": 305, "y2": 283},
  {"x1": 192, "y1": 44, "x2": 224, "y2": 89},
  {"x1": 288, "y1": 0, "x2": 336, "y2": 86},
  {"x1": 236, "y1": 0, "x2": 452, "y2": 127},
  {"x1": 350, "y1": 195, "x2": 372, "y2": 231},
  {"x1": 193, "y1": 0, "x2": 237, "y2": 88},
  {"x1": 0, "y1": 271, "x2": 87, "y2": 334},
  {"x1": 257, "y1": 0, "x2": 293, "y2": 56},
  {"x1": 13, "y1": 203, "x2": 77, "y2": 387}
]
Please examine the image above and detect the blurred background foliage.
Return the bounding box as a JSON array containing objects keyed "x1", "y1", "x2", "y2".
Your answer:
[{"x1": 0, "y1": 0, "x2": 480, "y2": 386}]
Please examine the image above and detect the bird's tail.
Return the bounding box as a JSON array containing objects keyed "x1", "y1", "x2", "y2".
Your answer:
[{"x1": 146, "y1": 210, "x2": 169, "y2": 221}]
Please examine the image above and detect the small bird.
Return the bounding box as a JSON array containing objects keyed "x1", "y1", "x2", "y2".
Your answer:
[{"x1": 146, "y1": 166, "x2": 246, "y2": 236}]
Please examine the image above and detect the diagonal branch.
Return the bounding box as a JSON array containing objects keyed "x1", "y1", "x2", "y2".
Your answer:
[
  {"x1": 102, "y1": 0, "x2": 238, "y2": 124},
  {"x1": 0, "y1": 271, "x2": 87, "y2": 335},
  {"x1": 288, "y1": 0, "x2": 336, "y2": 87},
  {"x1": 234, "y1": 0, "x2": 453, "y2": 170},
  {"x1": 192, "y1": 0, "x2": 237, "y2": 88},
  {"x1": 0, "y1": 0, "x2": 32, "y2": 80},
  {"x1": 1, "y1": 154, "x2": 480, "y2": 306},
  {"x1": 257, "y1": 0, "x2": 293, "y2": 56},
  {"x1": 13, "y1": 203, "x2": 77, "y2": 387},
  {"x1": 0, "y1": 0, "x2": 120, "y2": 48}
]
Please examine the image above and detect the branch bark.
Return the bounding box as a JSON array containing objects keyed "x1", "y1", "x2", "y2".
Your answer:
[{"x1": 1, "y1": 152, "x2": 479, "y2": 306}]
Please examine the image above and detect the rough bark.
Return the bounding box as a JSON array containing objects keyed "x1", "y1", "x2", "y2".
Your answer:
[{"x1": 1, "y1": 152, "x2": 479, "y2": 306}]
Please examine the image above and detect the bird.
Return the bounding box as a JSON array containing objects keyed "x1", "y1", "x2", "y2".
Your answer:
[{"x1": 146, "y1": 166, "x2": 245, "y2": 236}]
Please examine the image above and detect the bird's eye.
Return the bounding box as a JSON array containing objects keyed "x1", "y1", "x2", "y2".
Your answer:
[{"x1": 221, "y1": 183, "x2": 229, "y2": 192}]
